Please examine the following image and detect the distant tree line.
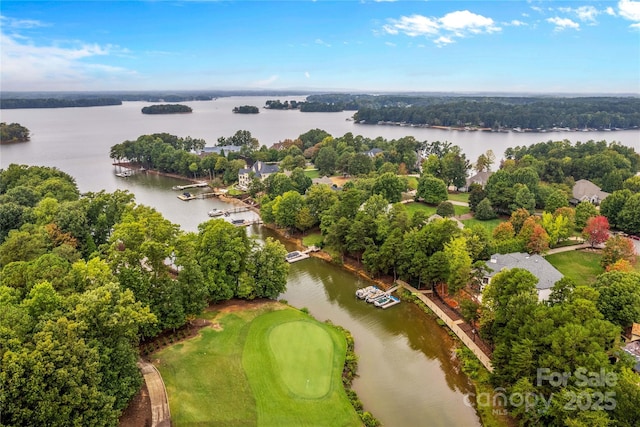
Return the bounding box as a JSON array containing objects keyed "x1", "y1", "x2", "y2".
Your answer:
[
  {"x1": 232, "y1": 105, "x2": 259, "y2": 114},
  {"x1": 307, "y1": 95, "x2": 640, "y2": 130},
  {"x1": 141, "y1": 104, "x2": 192, "y2": 114},
  {"x1": 0, "y1": 122, "x2": 30, "y2": 143},
  {"x1": 0, "y1": 98, "x2": 122, "y2": 109}
]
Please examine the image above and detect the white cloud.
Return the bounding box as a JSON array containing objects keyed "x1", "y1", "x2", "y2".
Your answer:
[
  {"x1": 385, "y1": 41, "x2": 396, "y2": 47},
  {"x1": 434, "y1": 36, "x2": 454, "y2": 47},
  {"x1": 557, "y1": 6, "x2": 599, "y2": 24},
  {"x1": 0, "y1": 30, "x2": 135, "y2": 91},
  {"x1": 605, "y1": 7, "x2": 617, "y2": 16},
  {"x1": 384, "y1": 10, "x2": 500, "y2": 46},
  {"x1": 0, "y1": 15, "x2": 48, "y2": 29},
  {"x1": 618, "y1": 0, "x2": 640, "y2": 28},
  {"x1": 547, "y1": 16, "x2": 580, "y2": 31},
  {"x1": 315, "y1": 38, "x2": 331, "y2": 47},
  {"x1": 305, "y1": 71, "x2": 310, "y2": 79},
  {"x1": 505, "y1": 20, "x2": 528, "y2": 27}
]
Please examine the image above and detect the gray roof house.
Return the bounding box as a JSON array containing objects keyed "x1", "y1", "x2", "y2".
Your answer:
[
  {"x1": 462, "y1": 171, "x2": 493, "y2": 192},
  {"x1": 238, "y1": 161, "x2": 280, "y2": 190},
  {"x1": 483, "y1": 252, "x2": 564, "y2": 301},
  {"x1": 571, "y1": 179, "x2": 610, "y2": 205}
]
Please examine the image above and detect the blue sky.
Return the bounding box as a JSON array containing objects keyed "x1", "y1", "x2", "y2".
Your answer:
[{"x1": 1, "y1": 1, "x2": 639, "y2": 94}]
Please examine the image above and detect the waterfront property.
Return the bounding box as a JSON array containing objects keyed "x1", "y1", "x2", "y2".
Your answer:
[
  {"x1": 571, "y1": 179, "x2": 610, "y2": 205},
  {"x1": 238, "y1": 161, "x2": 280, "y2": 190}
]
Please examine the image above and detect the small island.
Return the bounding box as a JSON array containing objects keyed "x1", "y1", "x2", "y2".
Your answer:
[
  {"x1": 232, "y1": 105, "x2": 259, "y2": 114},
  {"x1": 0, "y1": 122, "x2": 30, "y2": 143},
  {"x1": 141, "y1": 104, "x2": 193, "y2": 114}
]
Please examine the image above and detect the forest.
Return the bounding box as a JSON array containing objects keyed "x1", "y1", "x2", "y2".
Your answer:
[
  {"x1": 0, "y1": 122, "x2": 30, "y2": 143},
  {"x1": 141, "y1": 104, "x2": 193, "y2": 114},
  {"x1": 304, "y1": 94, "x2": 640, "y2": 130},
  {"x1": 0, "y1": 164, "x2": 290, "y2": 426},
  {"x1": 0, "y1": 98, "x2": 122, "y2": 109}
]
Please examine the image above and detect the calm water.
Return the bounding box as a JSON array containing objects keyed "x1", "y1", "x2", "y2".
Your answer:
[{"x1": 2, "y1": 97, "x2": 638, "y2": 426}]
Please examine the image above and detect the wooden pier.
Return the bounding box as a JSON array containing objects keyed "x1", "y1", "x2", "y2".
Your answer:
[{"x1": 172, "y1": 182, "x2": 209, "y2": 190}]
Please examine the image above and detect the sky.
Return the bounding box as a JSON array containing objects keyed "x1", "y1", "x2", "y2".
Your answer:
[{"x1": 1, "y1": 1, "x2": 639, "y2": 94}]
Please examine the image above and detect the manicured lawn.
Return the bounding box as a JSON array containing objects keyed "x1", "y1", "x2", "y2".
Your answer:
[
  {"x1": 403, "y1": 201, "x2": 470, "y2": 219},
  {"x1": 448, "y1": 192, "x2": 470, "y2": 203},
  {"x1": 461, "y1": 217, "x2": 505, "y2": 233},
  {"x1": 403, "y1": 201, "x2": 437, "y2": 217},
  {"x1": 545, "y1": 250, "x2": 604, "y2": 285},
  {"x1": 155, "y1": 305, "x2": 360, "y2": 427},
  {"x1": 545, "y1": 249, "x2": 640, "y2": 284},
  {"x1": 302, "y1": 232, "x2": 323, "y2": 248},
  {"x1": 304, "y1": 168, "x2": 320, "y2": 179}
]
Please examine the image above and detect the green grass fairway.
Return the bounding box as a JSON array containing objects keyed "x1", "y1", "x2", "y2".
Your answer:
[
  {"x1": 302, "y1": 232, "x2": 323, "y2": 248},
  {"x1": 155, "y1": 305, "x2": 360, "y2": 427},
  {"x1": 448, "y1": 192, "x2": 470, "y2": 203}
]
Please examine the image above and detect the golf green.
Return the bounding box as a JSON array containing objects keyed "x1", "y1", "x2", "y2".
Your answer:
[{"x1": 268, "y1": 321, "x2": 334, "y2": 399}]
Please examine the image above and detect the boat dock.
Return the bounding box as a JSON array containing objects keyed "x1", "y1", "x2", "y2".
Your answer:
[
  {"x1": 355, "y1": 285, "x2": 401, "y2": 309},
  {"x1": 172, "y1": 182, "x2": 209, "y2": 190},
  {"x1": 285, "y1": 246, "x2": 320, "y2": 263}
]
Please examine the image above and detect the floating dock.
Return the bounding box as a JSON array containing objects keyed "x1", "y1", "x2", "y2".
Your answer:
[
  {"x1": 177, "y1": 192, "x2": 198, "y2": 201},
  {"x1": 285, "y1": 246, "x2": 319, "y2": 263},
  {"x1": 355, "y1": 285, "x2": 401, "y2": 308},
  {"x1": 115, "y1": 169, "x2": 135, "y2": 178}
]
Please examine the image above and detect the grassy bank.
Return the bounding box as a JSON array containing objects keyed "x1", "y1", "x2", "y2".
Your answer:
[{"x1": 154, "y1": 304, "x2": 362, "y2": 426}]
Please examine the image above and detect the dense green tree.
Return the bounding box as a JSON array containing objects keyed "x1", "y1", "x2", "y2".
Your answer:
[
  {"x1": 622, "y1": 175, "x2": 640, "y2": 193},
  {"x1": 475, "y1": 198, "x2": 497, "y2": 220},
  {"x1": 512, "y1": 185, "x2": 536, "y2": 213},
  {"x1": 436, "y1": 201, "x2": 455, "y2": 217},
  {"x1": 290, "y1": 167, "x2": 312, "y2": 194},
  {"x1": 618, "y1": 193, "x2": 640, "y2": 234},
  {"x1": 599, "y1": 189, "x2": 631, "y2": 229},
  {"x1": 467, "y1": 183, "x2": 486, "y2": 212},
  {"x1": 273, "y1": 191, "x2": 305, "y2": 231},
  {"x1": 593, "y1": 271, "x2": 640, "y2": 328},
  {"x1": 315, "y1": 146, "x2": 338, "y2": 176},
  {"x1": 444, "y1": 237, "x2": 471, "y2": 294},
  {"x1": 544, "y1": 189, "x2": 569, "y2": 213},
  {"x1": 196, "y1": 219, "x2": 250, "y2": 301},
  {"x1": 416, "y1": 175, "x2": 448, "y2": 204},
  {"x1": 305, "y1": 184, "x2": 338, "y2": 223},
  {"x1": 246, "y1": 238, "x2": 289, "y2": 299},
  {"x1": 574, "y1": 200, "x2": 597, "y2": 229},
  {"x1": 372, "y1": 172, "x2": 406, "y2": 203}
]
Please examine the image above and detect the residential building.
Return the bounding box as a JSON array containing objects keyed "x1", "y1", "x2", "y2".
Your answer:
[
  {"x1": 571, "y1": 179, "x2": 610, "y2": 205},
  {"x1": 238, "y1": 161, "x2": 279, "y2": 190},
  {"x1": 482, "y1": 252, "x2": 564, "y2": 301},
  {"x1": 461, "y1": 171, "x2": 493, "y2": 192}
]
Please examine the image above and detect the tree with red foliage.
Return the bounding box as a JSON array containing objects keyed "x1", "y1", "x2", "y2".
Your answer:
[{"x1": 582, "y1": 215, "x2": 610, "y2": 248}]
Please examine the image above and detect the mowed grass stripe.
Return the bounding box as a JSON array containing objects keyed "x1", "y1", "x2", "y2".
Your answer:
[
  {"x1": 268, "y1": 320, "x2": 334, "y2": 399},
  {"x1": 156, "y1": 313, "x2": 258, "y2": 426},
  {"x1": 243, "y1": 309, "x2": 361, "y2": 427}
]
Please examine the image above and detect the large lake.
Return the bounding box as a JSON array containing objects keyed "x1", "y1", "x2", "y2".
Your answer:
[{"x1": 1, "y1": 96, "x2": 638, "y2": 426}]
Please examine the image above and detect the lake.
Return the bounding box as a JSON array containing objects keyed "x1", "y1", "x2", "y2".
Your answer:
[{"x1": 1, "y1": 96, "x2": 638, "y2": 426}]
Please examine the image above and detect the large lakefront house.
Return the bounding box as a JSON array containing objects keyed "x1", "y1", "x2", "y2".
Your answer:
[
  {"x1": 482, "y1": 252, "x2": 564, "y2": 301},
  {"x1": 238, "y1": 161, "x2": 280, "y2": 190},
  {"x1": 571, "y1": 179, "x2": 610, "y2": 205}
]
